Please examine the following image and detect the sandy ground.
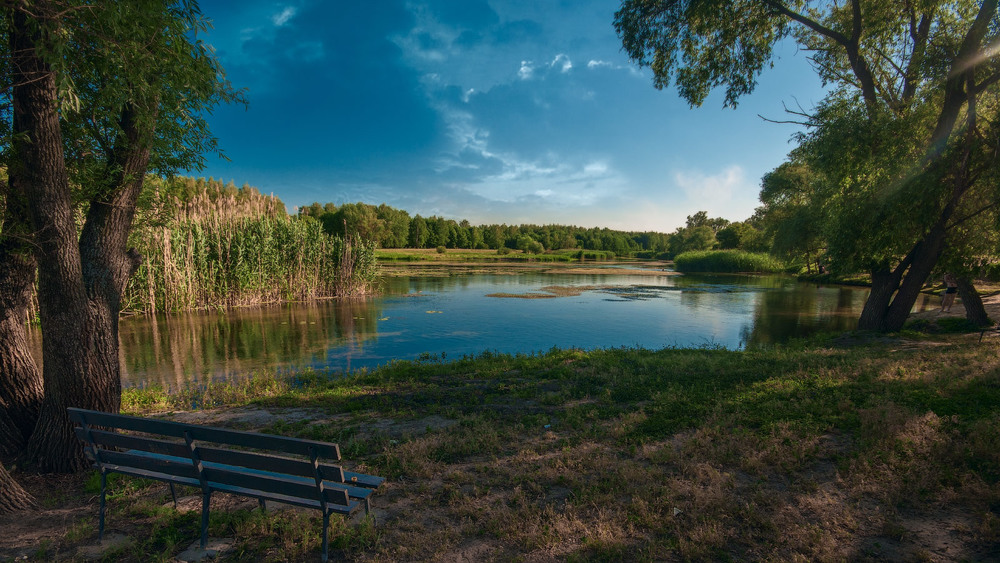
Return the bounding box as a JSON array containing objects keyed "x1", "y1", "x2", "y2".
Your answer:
[{"x1": 908, "y1": 291, "x2": 1000, "y2": 326}]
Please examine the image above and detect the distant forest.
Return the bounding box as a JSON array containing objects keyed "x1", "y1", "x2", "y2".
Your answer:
[{"x1": 296, "y1": 200, "x2": 765, "y2": 259}]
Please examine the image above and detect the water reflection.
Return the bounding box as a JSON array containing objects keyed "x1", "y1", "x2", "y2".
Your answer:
[
  {"x1": 26, "y1": 272, "x2": 878, "y2": 388},
  {"x1": 118, "y1": 299, "x2": 382, "y2": 390},
  {"x1": 742, "y1": 283, "x2": 864, "y2": 345}
]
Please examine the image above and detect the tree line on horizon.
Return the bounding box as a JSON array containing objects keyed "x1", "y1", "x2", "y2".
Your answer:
[{"x1": 294, "y1": 199, "x2": 773, "y2": 259}]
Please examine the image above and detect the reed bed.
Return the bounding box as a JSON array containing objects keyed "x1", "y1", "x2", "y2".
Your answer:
[
  {"x1": 122, "y1": 177, "x2": 379, "y2": 313},
  {"x1": 674, "y1": 249, "x2": 787, "y2": 273}
]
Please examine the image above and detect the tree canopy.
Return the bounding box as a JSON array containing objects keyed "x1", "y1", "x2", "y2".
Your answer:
[
  {"x1": 0, "y1": 0, "x2": 242, "y2": 511},
  {"x1": 617, "y1": 0, "x2": 1000, "y2": 330}
]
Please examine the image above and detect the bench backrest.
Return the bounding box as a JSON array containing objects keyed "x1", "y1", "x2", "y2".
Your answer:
[{"x1": 68, "y1": 407, "x2": 365, "y2": 507}]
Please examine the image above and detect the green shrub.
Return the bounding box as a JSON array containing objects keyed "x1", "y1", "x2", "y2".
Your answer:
[
  {"x1": 674, "y1": 250, "x2": 786, "y2": 273},
  {"x1": 436, "y1": 246, "x2": 447, "y2": 254}
]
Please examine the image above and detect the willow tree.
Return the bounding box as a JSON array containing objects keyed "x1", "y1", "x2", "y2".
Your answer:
[
  {"x1": 0, "y1": 0, "x2": 241, "y2": 511},
  {"x1": 616, "y1": 0, "x2": 1000, "y2": 331}
]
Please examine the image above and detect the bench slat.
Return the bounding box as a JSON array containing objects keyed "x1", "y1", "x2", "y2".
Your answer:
[
  {"x1": 202, "y1": 466, "x2": 351, "y2": 507},
  {"x1": 100, "y1": 450, "x2": 201, "y2": 481},
  {"x1": 209, "y1": 484, "x2": 358, "y2": 515},
  {"x1": 343, "y1": 470, "x2": 385, "y2": 489},
  {"x1": 125, "y1": 451, "x2": 374, "y2": 501},
  {"x1": 68, "y1": 408, "x2": 341, "y2": 459},
  {"x1": 75, "y1": 427, "x2": 191, "y2": 459},
  {"x1": 98, "y1": 465, "x2": 202, "y2": 490},
  {"x1": 196, "y1": 446, "x2": 345, "y2": 483}
]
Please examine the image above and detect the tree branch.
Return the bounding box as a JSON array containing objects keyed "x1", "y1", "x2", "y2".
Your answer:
[
  {"x1": 929, "y1": 0, "x2": 998, "y2": 149},
  {"x1": 764, "y1": 0, "x2": 879, "y2": 110}
]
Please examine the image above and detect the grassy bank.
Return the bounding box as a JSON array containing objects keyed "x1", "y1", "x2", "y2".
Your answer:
[
  {"x1": 674, "y1": 249, "x2": 787, "y2": 273},
  {"x1": 8, "y1": 335, "x2": 1000, "y2": 561}
]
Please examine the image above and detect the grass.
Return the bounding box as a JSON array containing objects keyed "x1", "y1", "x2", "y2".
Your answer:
[
  {"x1": 674, "y1": 249, "x2": 787, "y2": 273},
  {"x1": 16, "y1": 332, "x2": 1000, "y2": 561}
]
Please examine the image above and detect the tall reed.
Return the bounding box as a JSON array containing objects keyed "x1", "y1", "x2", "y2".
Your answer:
[
  {"x1": 122, "y1": 176, "x2": 379, "y2": 313},
  {"x1": 673, "y1": 250, "x2": 787, "y2": 273}
]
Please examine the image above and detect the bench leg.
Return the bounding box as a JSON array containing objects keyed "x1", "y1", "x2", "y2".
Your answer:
[
  {"x1": 98, "y1": 471, "x2": 107, "y2": 542},
  {"x1": 365, "y1": 497, "x2": 376, "y2": 525},
  {"x1": 169, "y1": 483, "x2": 178, "y2": 508},
  {"x1": 258, "y1": 498, "x2": 266, "y2": 512},
  {"x1": 200, "y1": 492, "x2": 211, "y2": 549},
  {"x1": 321, "y1": 512, "x2": 330, "y2": 563}
]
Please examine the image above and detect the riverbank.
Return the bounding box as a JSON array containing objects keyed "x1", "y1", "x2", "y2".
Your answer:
[{"x1": 3, "y1": 332, "x2": 999, "y2": 561}]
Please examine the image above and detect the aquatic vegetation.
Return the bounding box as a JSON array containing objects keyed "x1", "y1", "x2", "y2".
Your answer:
[
  {"x1": 122, "y1": 176, "x2": 379, "y2": 313},
  {"x1": 674, "y1": 250, "x2": 787, "y2": 273}
]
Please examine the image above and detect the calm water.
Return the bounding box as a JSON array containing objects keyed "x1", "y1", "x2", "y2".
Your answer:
[{"x1": 101, "y1": 270, "x2": 872, "y2": 389}]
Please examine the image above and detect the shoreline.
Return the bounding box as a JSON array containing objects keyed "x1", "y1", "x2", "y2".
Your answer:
[{"x1": 3, "y1": 334, "x2": 999, "y2": 561}]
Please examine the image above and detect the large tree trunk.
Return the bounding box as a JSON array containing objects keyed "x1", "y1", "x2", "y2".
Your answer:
[
  {"x1": 0, "y1": 195, "x2": 42, "y2": 458},
  {"x1": 12, "y1": 8, "x2": 158, "y2": 472},
  {"x1": 0, "y1": 462, "x2": 34, "y2": 514},
  {"x1": 10, "y1": 8, "x2": 106, "y2": 473},
  {"x1": 856, "y1": 3, "x2": 995, "y2": 333},
  {"x1": 75, "y1": 103, "x2": 155, "y2": 425},
  {"x1": 957, "y1": 278, "x2": 991, "y2": 327},
  {"x1": 858, "y1": 223, "x2": 949, "y2": 333}
]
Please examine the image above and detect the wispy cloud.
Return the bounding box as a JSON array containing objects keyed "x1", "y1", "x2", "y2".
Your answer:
[
  {"x1": 518, "y1": 60, "x2": 535, "y2": 80},
  {"x1": 551, "y1": 54, "x2": 572, "y2": 72},
  {"x1": 674, "y1": 166, "x2": 760, "y2": 219},
  {"x1": 272, "y1": 6, "x2": 296, "y2": 26}
]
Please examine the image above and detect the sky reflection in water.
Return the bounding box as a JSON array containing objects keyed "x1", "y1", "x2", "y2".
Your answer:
[{"x1": 108, "y1": 272, "x2": 869, "y2": 389}]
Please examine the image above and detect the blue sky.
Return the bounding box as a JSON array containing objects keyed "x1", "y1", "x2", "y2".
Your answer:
[{"x1": 196, "y1": 0, "x2": 828, "y2": 232}]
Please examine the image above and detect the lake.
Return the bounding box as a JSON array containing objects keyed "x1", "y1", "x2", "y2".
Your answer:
[{"x1": 103, "y1": 266, "x2": 878, "y2": 389}]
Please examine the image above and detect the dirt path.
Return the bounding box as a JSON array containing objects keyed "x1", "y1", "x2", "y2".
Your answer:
[{"x1": 908, "y1": 292, "x2": 1000, "y2": 325}]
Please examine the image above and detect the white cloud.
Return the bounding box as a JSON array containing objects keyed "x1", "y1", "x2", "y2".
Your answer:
[
  {"x1": 673, "y1": 166, "x2": 759, "y2": 221},
  {"x1": 583, "y1": 161, "x2": 608, "y2": 176},
  {"x1": 272, "y1": 6, "x2": 297, "y2": 27},
  {"x1": 551, "y1": 54, "x2": 572, "y2": 73},
  {"x1": 587, "y1": 60, "x2": 612, "y2": 69},
  {"x1": 518, "y1": 60, "x2": 535, "y2": 80}
]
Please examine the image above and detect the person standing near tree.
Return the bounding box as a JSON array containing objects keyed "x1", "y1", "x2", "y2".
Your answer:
[{"x1": 941, "y1": 274, "x2": 959, "y2": 313}]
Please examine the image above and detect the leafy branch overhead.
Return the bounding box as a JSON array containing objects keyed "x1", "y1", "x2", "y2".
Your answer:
[
  {"x1": 617, "y1": 0, "x2": 1000, "y2": 332},
  {"x1": 0, "y1": 0, "x2": 245, "y2": 511}
]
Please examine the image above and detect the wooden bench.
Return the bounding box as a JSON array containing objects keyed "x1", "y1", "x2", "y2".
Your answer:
[{"x1": 68, "y1": 407, "x2": 383, "y2": 562}]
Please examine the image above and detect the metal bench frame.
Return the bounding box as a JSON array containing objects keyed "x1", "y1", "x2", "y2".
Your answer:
[{"x1": 68, "y1": 407, "x2": 383, "y2": 562}]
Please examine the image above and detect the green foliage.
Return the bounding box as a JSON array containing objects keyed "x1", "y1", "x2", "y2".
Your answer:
[
  {"x1": 617, "y1": 0, "x2": 1000, "y2": 331},
  {"x1": 123, "y1": 176, "x2": 379, "y2": 313},
  {"x1": 615, "y1": 0, "x2": 787, "y2": 107},
  {"x1": 754, "y1": 161, "x2": 827, "y2": 270},
  {"x1": 674, "y1": 250, "x2": 786, "y2": 273},
  {"x1": 300, "y1": 201, "x2": 675, "y2": 256},
  {"x1": 716, "y1": 221, "x2": 768, "y2": 252}
]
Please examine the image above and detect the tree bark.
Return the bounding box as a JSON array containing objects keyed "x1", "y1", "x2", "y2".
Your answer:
[
  {"x1": 0, "y1": 198, "x2": 42, "y2": 457},
  {"x1": 12, "y1": 7, "x2": 159, "y2": 472},
  {"x1": 957, "y1": 278, "x2": 991, "y2": 327},
  {"x1": 858, "y1": 220, "x2": 949, "y2": 332},
  {"x1": 75, "y1": 103, "x2": 156, "y2": 428},
  {"x1": 0, "y1": 461, "x2": 34, "y2": 514},
  {"x1": 11, "y1": 7, "x2": 104, "y2": 473}
]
